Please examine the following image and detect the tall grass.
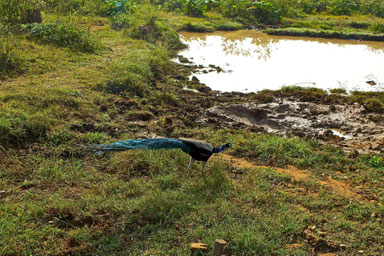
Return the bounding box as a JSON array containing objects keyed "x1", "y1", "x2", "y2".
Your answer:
[
  {"x1": 98, "y1": 47, "x2": 171, "y2": 96},
  {"x1": 0, "y1": 41, "x2": 24, "y2": 78},
  {"x1": 21, "y1": 23, "x2": 99, "y2": 53}
]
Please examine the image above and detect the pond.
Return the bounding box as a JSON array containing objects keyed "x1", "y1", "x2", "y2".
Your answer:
[{"x1": 177, "y1": 30, "x2": 384, "y2": 93}]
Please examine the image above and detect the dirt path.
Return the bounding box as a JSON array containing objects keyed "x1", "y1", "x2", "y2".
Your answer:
[{"x1": 221, "y1": 154, "x2": 364, "y2": 202}]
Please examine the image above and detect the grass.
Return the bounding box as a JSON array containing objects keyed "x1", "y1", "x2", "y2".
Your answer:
[
  {"x1": 265, "y1": 14, "x2": 384, "y2": 40},
  {"x1": 0, "y1": 3, "x2": 383, "y2": 256}
]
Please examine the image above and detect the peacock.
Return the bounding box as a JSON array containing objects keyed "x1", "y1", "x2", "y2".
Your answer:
[{"x1": 83, "y1": 138, "x2": 231, "y2": 171}]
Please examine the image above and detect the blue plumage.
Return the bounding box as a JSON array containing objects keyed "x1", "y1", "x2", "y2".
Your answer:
[{"x1": 83, "y1": 137, "x2": 231, "y2": 170}]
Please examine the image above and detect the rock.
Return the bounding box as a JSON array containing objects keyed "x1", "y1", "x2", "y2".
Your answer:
[
  {"x1": 23, "y1": 9, "x2": 42, "y2": 24},
  {"x1": 191, "y1": 76, "x2": 200, "y2": 84},
  {"x1": 134, "y1": 111, "x2": 155, "y2": 121},
  {"x1": 213, "y1": 239, "x2": 227, "y2": 256},
  {"x1": 190, "y1": 243, "x2": 208, "y2": 252},
  {"x1": 83, "y1": 123, "x2": 95, "y2": 132},
  {"x1": 196, "y1": 84, "x2": 212, "y2": 93},
  {"x1": 179, "y1": 56, "x2": 190, "y2": 63}
]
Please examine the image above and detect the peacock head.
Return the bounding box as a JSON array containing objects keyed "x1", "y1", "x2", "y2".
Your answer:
[{"x1": 224, "y1": 142, "x2": 232, "y2": 149}]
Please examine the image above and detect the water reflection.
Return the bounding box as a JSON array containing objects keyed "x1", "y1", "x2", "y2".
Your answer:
[
  {"x1": 179, "y1": 30, "x2": 384, "y2": 92},
  {"x1": 181, "y1": 31, "x2": 279, "y2": 60}
]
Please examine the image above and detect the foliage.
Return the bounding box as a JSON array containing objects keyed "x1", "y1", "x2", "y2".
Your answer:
[
  {"x1": 98, "y1": 47, "x2": 170, "y2": 96},
  {"x1": 103, "y1": 0, "x2": 136, "y2": 15},
  {"x1": 250, "y1": 1, "x2": 282, "y2": 24},
  {"x1": 0, "y1": 41, "x2": 24, "y2": 78},
  {"x1": 183, "y1": 0, "x2": 207, "y2": 16},
  {"x1": 368, "y1": 155, "x2": 384, "y2": 168},
  {"x1": 112, "y1": 5, "x2": 184, "y2": 50},
  {"x1": 21, "y1": 23, "x2": 99, "y2": 52},
  {"x1": 360, "y1": 0, "x2": 384, "y2": 18},
  {"x1": 326, "y1": 0, "x2": 360, "y2": 15},
  {"x1": 369, "y1": 21, "x2": 384, "y2": 33},
  {"x1": 0, "y1": 0, "x2": 45, "y2": 25}
]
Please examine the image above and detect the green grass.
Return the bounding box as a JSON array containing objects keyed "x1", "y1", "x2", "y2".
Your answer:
[
  {"x1": 0, "y1": 2, "x2": 384, "y2": 255},
  {"x1": 265, "y1": 14, "x2": 384, "y2": 40}
]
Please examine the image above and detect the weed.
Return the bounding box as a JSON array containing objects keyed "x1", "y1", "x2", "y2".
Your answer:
[{"x1": 367, "y1": 156, "x2": 383, "y2": 168}]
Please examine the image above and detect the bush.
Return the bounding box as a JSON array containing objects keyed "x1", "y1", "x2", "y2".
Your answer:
[
  {"x1": 99, "y1": 47, "x2": 171, "y2": 97},
  {"x1": 0, "y1": 106, "x2": 54, "y2": 146},
  {"x1": 21, "y1": 23, "x2": 99, "y2": 52},
  {"x1": 326, "y1": 0, "x2": 359, "y2": 15},
  {"x1": 361, "y1": 0, "x2": 384, "y2": 18},
  {"x1": 0, "y1": 0, "x2": 44, "y2": 25},
  {"x1": 369, "y1": 21, "x2": 384, "y2": 33},
  {"x1": 44, "y1": 0, "x2": 135, "y2": 16},
  {"x1": 0, "y1": 41, "x2": 24, "y2": 78},
  {"x1": 112, "y1": 5, "x2": 184, "y2": 50},
  {"x1": 183, "y1": 0, "x2": 206, "y2": 16},
  {"x1": 249, "y1": 1, "x2": 282, "y2": 25}
]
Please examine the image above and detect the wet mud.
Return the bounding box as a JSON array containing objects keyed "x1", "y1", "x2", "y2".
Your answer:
[{"x1": 197, "y1": 97, "x2": 384, "y2": 154}]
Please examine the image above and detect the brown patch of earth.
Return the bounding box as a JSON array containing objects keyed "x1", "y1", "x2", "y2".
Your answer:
[
  {"x1": 197, "y1": 97, "x2": 384, "y2": 154},
  {"x1": 286, "y1": 243, "x2": 303, "y2": 249},
  {"x1": 221, "y1": 154, "x2": 364, "y2": 202},
  {"x1": 89, "y1": 25, "x2": 105, "y2": 32}
]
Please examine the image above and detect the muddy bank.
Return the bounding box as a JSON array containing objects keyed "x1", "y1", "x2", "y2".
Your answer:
[
  {"x1": 174, "y1": 68, "x2": 384, "y2": 154},
  {"x1": 194, "y1": 93, "x2": 384, "y2": 154}
]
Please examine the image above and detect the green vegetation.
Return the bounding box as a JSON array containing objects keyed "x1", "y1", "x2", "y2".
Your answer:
[
  {"x1": 0, "y1": 0, "x2": 384, "y2": 255},
  {"x1": 0, "y1": 41, "x2": 24, "y2": 78},
  {"x1": 21, "y1": 23, "x2": 100, "y2": 52}
]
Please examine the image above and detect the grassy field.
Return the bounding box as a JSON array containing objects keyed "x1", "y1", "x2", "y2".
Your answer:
[{"x1": 1, "y1": 1, "x2": 384, "y2": 255}]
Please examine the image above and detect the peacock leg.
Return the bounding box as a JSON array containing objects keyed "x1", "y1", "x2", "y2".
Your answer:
[
  {"x1": 201, "y1": 161, "x2": 207, "y2": 174},
  {"x1": 186, "y1": 157, "x2": 195, "y2": 171}
]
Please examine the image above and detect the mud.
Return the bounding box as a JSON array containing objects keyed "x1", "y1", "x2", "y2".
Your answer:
[{"x1": 197, "y1": 97, "x2": 384, "y2": 154}]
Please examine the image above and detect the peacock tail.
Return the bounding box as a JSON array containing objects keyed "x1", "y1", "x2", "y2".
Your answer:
[{"x1": 83, "y1": 138, "x2": 190, "y2": 154}]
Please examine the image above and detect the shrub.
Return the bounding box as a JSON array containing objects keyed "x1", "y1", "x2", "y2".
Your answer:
[
  {"x1": 0, "y1": 106, "x2": 54, "y2": 146},
  {"x1": 44, "y1": 0, "x2": 135, "y2": 16},
  {"x1": 113, "y1": 5, "x2": 184, "y2": 50},
  {"x1": 21, "y1": 23, "x2": 99, "y2": 52},
  {"x1": 99, "y1": 47, "x2": 171, "y2": 97},
  {"x1": 326, "y1": 0, "x2": 359, "y2": 15},
  {"x1": 183, "y1": 0, "x2": 206, "y2": 17},
  {"x1": 0, "y1": 41, "x2": 24, "y2": 78},
  {"x1": 369, "y1": 21, "x2": 384, "y2": 33},
  {"x1": 249, "y1": 1, "x2": 282, "y2": 25},
  {"x1": 360, "y1": 0, "x2": 384, "y2": 18},
  {"x1": 103, "y1": 0, "x2": 136, "y2": 16},
  {"x1": 0, "y1": 0, "x2": 44, "y2": 25}
]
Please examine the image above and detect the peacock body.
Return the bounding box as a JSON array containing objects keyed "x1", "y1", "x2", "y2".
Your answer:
[{"x1": 84, "y1": 138, "x2": 231, "y2": 170}]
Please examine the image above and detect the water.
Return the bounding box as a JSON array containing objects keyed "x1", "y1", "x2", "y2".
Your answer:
[{"x1": 177, "y1": 30, "x2": 384, "y2": 93}]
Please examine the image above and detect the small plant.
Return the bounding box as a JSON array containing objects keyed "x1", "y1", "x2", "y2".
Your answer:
[
  {"x1": 368, "y1": 156, "x2": 383, "y2": 168},
  {"x1": 21, "y1": 23, "x2": 99, "y2": 52}
]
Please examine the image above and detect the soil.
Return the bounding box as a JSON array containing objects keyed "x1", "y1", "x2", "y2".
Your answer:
[{"x1": 176, "y1": 71, "x2": 384, "y2": 154}]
